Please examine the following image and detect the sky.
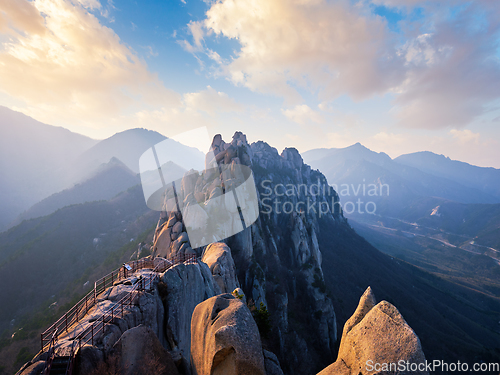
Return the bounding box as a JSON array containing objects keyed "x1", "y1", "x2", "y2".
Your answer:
[{"x1": 0, "y1": 0, "x2": 500, "y2": 167}]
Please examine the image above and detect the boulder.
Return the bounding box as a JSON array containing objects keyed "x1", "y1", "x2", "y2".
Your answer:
[
  {"x1": 182, "y1": 170, "x2": 199, "y2": 197},
  {"x1": 17, "y1": 361, "x2": 46, "y2": 375},
  {"x1": 341, "y1": 286, "x2": 376, "y2": 339},
  {"x1": 317, "y1": 287, "x2": 428, "y2": 375},
  {"x1": 183, "y1": 202, "x2": 209, "y2": 232},
  {"x1": 202, "y1": 243, "x2": 240, "y2": 293},
  {"x1": 153, "y1": 225, "x2": 172, "y2": 258},
  {"x1": 161, "y1": 262, "x2": 218, "y2": 370},
  {"x1": 166, "y1": 213, "x2": 177, "y2": 228},
  {"x1": 111, "y1": 325, "x2": 179, "y2": 375},
  {"x1": 191, "y1": 294, "x2": 266, "y2": 375},
  {"x1": 74, "y1": 345, "x2": 104, "y2": 375},
  {"x1": 263, "y1": 350, "x2": 284, "y2": 375},
  {"x1": 171, "y1": 222, "x2": 183, "y2": 240}
]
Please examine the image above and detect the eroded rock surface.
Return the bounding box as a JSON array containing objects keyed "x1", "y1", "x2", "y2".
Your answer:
[
  {"x1": 191, "y1": 294, "x2": 266, "y2": 375},
  {"x1": 318, "y1": 287, "x2": 428, "y2": 375},
  {"x1": 110, "y1": 325, "x2": 179, "y2": 375},
  {"x1": 202, "y1": 242, "x2": 240, "y2": 294},
  {"x1": 161, "y1": 262, "x2": 219, "y2": 372}
]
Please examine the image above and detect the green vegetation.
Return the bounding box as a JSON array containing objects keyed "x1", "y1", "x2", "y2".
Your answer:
[
  {"x1": 0, "y1": 186, "x2": 158, "y2": 373},
  {"x1": 14, "y1": 347, "x2": 32, "y2": 368},
  {"x1": 252, "y1": 302, "x2": 271, "y2": 339}
]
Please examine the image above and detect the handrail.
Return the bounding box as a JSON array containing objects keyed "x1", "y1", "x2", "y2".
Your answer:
[
  {"x1": 42, "y1": 329, "x2": 58, "y2": 375},
  {"x1": 41, "y1": 254, "x2": 196, "y2": 352}
]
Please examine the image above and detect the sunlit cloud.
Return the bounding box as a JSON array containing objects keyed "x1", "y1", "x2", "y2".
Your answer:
[
  {"x1": 449, "y1": 129, "x2": 480, "y2": 145},
  {"x1": 282, "y1": 104, "x2": 324, "y2": 125},
  {"x1": 184, "y1": 86, "x2": 243, "y2": 115},
  {"x1": 199, "y1": 0, "x2": 403, "y2": 105},
  {"x1": 0, "y1": 0, "x2": 180, "y2": 132},
  {"x1": 188, "y1": 0, "x2": 500, "y2": 132}
]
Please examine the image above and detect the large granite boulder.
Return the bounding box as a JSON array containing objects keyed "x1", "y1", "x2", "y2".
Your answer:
[
  {"x1": 161, "y1": 262, "x2": 219, "y2": 371},
  {"x1": 263, "y1": 349, "x2": 284, "y2": 375},
  {"x1": 202, "y1": 242, "x2": 240, "y2": 293},
  {"x1": 318, "y1": 287, "x2": 428, "y2": 375},
  {"x1": 191, "y1": 294, "x2": 266, "y2": 375},
  {"x1": 17, "y1": 361, "x2": 46, "y2": 375},
  {"x1": 111, "y1": 325, "x2": 179, "y2": 375}
]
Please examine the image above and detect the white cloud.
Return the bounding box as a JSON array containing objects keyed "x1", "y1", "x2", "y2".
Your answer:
[
  {"x1": 449, "y1": 129, "x2": 480, "y2": 145},
  {"x1": 0, "y1": 0, "x2": 180, "y2": 130},
  {"x1": 282, "y1": 104, "x2": 324, "y2": 125},
  {"x1": 73, "y1": 0, "x2": 101, "y2": 9},
  {"x1": 373, "y1": 131, "x2": 407, "y2": 144},
  {"x1": 200, "y1": 0, "x2": 404, "y2": 104},
  {"x1": 326, "y1": 132, "x2": 358, "y2": 149},
  {"x1": 190, "y1": 0, "x2": 500, "y2": 132},
  {"x1": 183, "y1": 86, "x2": 243, "y2": 115}
]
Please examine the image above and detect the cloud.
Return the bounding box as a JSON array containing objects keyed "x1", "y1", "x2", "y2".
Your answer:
[
  {"x1": 183, "y1": 86, "x2": 243, "y2": 115},
  {"x1": 191, "y1": 0, "x2": 500, "y2": 131},
  {"x1": 449, "y1": 129, "x2": 480, "y2": 145},
  {"x1": 282, "y1": 104, "x2": 324, "y2": 125},
  {"x1": 0, "y1": 0, "x2": 180, "y2": 130},
  {"x1": 372, "y1": 131, "x2": 407, "y2": 144},
  {"x1": 73, "y1": 0, "x2": 101, "y2": 9},
  {"x1": 394, "y1": 9, "x2": 500, "y2": 129},
  {"x1": 201, "y1": 0, "x2": 404, "y2": 104},
  {"x1": 0, "y1": 0, "x2": 46, "y2": 35}
]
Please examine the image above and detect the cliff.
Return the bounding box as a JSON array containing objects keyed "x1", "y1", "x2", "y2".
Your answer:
[{"x1": 18, "y1": 131, "x2": 428, "y2": 375}]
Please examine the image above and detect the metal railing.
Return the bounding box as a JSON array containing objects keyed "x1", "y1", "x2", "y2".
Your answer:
[
  {"x1": 41, "y1": 253, "x2": 196, "y2": 351},
  {"x1": 42, "y1": 329, "x2": 58, "y2": 375}
]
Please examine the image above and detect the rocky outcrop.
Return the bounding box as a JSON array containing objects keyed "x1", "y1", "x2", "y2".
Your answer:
[
  {"x1": 160, "y1": 262, "x2": 219, "y2": 373},
  {"x1": 110, "y1": 325, "x2": 179, "y2": 375},
  {"x1": 202, "y1": 242, "x2": 240, "y2": 293},
  {"x1": 223, "y1": 134, "x2": 341, "y2": 374},
  {"x1": 263, "y1": 349, "x2": 285, "y2": 375},
  {"x1": 318, "y1": 287, "x2": 428, "y2": 375},
  {"x1": 341, "y1": 286, "x2": 376, "y2": 339},
  {"x1": 153, "y1": 210, "x2": 195, "y2": 260},
  {"x1": 190, "y1": 294, "x2": 266, "y2": 375},
  {"x1": 17, "y1": 361, "x2": 46, "y2": 375}
]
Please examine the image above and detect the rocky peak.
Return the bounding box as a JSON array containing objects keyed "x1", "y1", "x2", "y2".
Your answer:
[
  {"x1": 319, "y1": 287, "x2": 428, "y2": 375},
  {"x1": 280, "y1": 147, "x2": 303, "y2": 170}
]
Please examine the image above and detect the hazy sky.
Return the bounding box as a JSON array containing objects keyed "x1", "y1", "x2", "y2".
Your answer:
[{"x1": 1, "y1": 0, "x2": 500, "y2": 167}]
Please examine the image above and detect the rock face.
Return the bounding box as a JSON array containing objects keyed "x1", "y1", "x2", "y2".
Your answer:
[
  {"x1": 110, "y1": 325, "x2": 179, "y2": 375},
  {"x1": 202, "y1": 242, "x2": 240, "y2": 293},
  {"x1": 190, "y1": 294, "x2": 266, "y2": 375},
  {"x1": 225, "y1": 135, "x2": 341, "y2": 374},
  {"x1": 160, "y1": 262, "x2": 219, "y2": 372},
  {"x1": 318, "y1": 287, "x2": 428, "y2": 375},
  {"x1": 151, "y1": 131, "x2": 340, "y2": 373},
  {"x1": 17, "y1": 361, "x2": 46, "y2": 375}
]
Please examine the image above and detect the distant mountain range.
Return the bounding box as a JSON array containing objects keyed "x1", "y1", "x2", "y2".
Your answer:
[
  {"x1": 396, "y1": 151, "x2": 500, "y2": 200},
  {"x1": 0, "y1": 106, "x2": 97, "y2": 231},
  {"x1": 0, "y1": 107, "x2": 204, "y2": 232},
  {"x1": 11, "y1": 158, "x2": 140, "y2": 225},
  {"x1": 304, "y1": 143, "x2": 500, "y2": 302},
  {"x1": 0, "y1": 124, "x2": 499, "y2": 373},
  {"x1": 303, "y1": 143, "x2": 500, "y2": 210}
]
